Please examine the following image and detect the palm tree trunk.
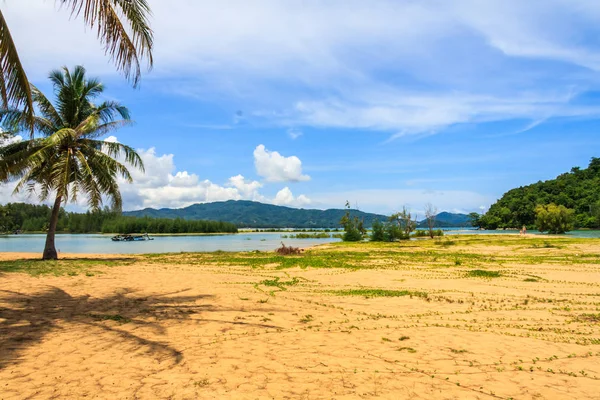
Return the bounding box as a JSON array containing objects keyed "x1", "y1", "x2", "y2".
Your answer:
[{"x1": 42, "y1": 194, "x2": 62, "y2": 260}]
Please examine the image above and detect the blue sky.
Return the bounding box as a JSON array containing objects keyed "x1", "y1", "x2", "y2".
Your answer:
[{"x1": 2, "y1": 0, "x2": 600, "y2": 215}]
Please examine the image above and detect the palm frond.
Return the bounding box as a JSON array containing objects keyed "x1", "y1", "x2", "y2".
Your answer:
[
  {"x1": 31, "y1": 85, "x2": 63, "y2": 128},
  {"x1": 0, "y1": 9, "x2": 34, "y2": 136},
  {"x1": 2, "y1": 65, "x2": 144, "y2": 209},
  {"x1": 80, "y1": 120, "x2": 132, "y2": 139},
  {"x1": 0, "y1": 108, "x2": 55, "y2": 136},
  {"x1": 92, "y1": 139, "x2": 144, "y2": 172},
  {"x1": 96, "y1": 100, "x2": 131, "y2": 122},
  {"x1": 60, "y1": 0, "x2": 154, "y2": 87}
]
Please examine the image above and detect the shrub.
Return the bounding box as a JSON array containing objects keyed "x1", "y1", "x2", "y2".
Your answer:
[
  {"x1": 535, "y1": 203, "x2": 574, "y2": 234},
  {"x1": 340, "y1": 201, "x2": 365, "y2": 242}
]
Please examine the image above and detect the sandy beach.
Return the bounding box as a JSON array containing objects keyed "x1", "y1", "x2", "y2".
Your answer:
[{"x1": 1, "y1": 235, "x2": 599, "y2": 399}]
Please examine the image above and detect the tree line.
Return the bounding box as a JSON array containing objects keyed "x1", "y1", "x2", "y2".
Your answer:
[
  {"x1": 0, "y1": 203, "x2": 237, "y2": 234},
  {"x1": 471, "y1": 158, "x2": 600, "y2": 232}
]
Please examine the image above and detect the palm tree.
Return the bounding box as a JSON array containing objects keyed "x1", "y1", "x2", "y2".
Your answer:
[
  {"x1": 0, "y1": 0, "x2": 153, "y2": 135},
  {"x1": 0, "y1": 65, "x2": 144, "y2": 260}
]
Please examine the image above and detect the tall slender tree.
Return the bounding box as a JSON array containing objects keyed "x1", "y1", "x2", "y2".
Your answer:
[
  {"x1": 0, "y1": 65, "x2": 144, "y2": 259},
  {"x1": 0, "y1": 0, "x2": 153, "y2": 135}
]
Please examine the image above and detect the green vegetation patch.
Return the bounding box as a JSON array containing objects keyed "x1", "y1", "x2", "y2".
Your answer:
[
  {"x1": 575, "y1": 313, "x2": 600, "y2": 323},
  {"x1": 328, "y1": 288, "x2": 428, "y2": 299},
  {"x1": 0, "y1": 258, "x2": 135, "y2": 276},
  {"x1": 466, "y1": 269, "x2": 502, "y2": 278},
  {"x1": 259, "y1": 276, "x2": 300, "y2": 290},
  {"x1": 281, "y1": 232, "x2": 331, "y2": 239}
]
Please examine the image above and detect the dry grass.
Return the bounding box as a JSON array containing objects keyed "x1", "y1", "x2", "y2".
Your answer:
[{"x1": 1, "y1": 234, "x2": 600, "y2": 399}]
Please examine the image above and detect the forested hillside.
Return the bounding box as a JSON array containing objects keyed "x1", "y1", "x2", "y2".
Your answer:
[
  {"x1": 124, "y1": 200, "x2": 389, "y2": 228},
  {"x1": 480, "y1": 158, "x2": 600, "y2": 229},
  {"x1": 0, "y1": 203, "x2": 237, "y2": 234},
  {"x1": 416, "y1": 212, "x2": 472, "y2": 228}
]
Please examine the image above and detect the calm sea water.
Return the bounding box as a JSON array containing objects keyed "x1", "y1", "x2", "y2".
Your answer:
[
  {"x1": 0, "y1": 229, "x2": 598, "y2": 254},
  {"x1": 0, "y1": 233, "x2": 340, "y2": 254}
]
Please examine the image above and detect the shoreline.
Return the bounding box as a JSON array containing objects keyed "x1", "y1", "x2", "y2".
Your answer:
[{"x1": 0, "y1": 233, "x2": 591, "y2": 259}]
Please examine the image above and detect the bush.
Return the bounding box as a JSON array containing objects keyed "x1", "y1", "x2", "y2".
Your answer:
[
  {"x1": 343, "y1": 229, "x2": 363, "y2": 242},
  {"x1": 340, "y1": 201, "x2": 365, "y2": 242},
  {"x1": 370, "y1": 219, "x2": 386, "y2": 242},
  {"x1": 535, "y1": 203, "x2": 574, "y2": 234},
  {"x1": 370, "y1": 219, "x2": 409, "y2": 242}
]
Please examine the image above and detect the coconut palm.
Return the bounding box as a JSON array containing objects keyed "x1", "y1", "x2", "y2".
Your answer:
[
  {"x1": 0, "y1": 65, "x2": 144, "y2": 260},
  {"x1": 0, "y1": 0, "x2": 153, "y2": 135}
]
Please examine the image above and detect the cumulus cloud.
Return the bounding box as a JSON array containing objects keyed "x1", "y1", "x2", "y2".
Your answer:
[
  {"x1": 273, "y1": 187, "x2": 312, "y2": 207},
  {"x1": 253, "y1": 144, "x2": 310, "y2": 182},
  {"x1": 0, "y1": 137, "x2": 312, "y2": 210},
  {"x1": 114, "y1": 141, "x2": 309, "y2": 210}
]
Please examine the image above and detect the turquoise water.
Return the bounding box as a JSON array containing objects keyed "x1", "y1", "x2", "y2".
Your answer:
[
  {"x1": 0, "y1": 230, "x2": 598, "y2": 254},
  {"x1": 0, "y1": 233, "x2": 341, "y2": 254}
]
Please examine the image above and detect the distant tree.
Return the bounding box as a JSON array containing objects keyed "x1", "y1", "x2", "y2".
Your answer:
[
  {"x1": 389, "y1": 207, "x2": 416, "y2": 239},
  {"x1": 468, "y1": 212, "x2": 482, "y2": 228},
  {"x1": 339, "y1": 201, "x2": 365, "y2": 241},
  {"x1": 370, "y1": 219, "x2": 385, "y2": 242},
  {"x1": 535, "y1": 203, "x2": 574, "y2": 234},
  {"x1": 370, "y1": 217, "x2": 405, "y2": 242},
  {"x1": 424, "y1": 203, "x2": 437, "y2": 238}
]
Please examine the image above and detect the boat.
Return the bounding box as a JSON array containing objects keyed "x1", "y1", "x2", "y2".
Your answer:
[{"x1": 111, "y1": 233, "x2": 154, "y2": 241}]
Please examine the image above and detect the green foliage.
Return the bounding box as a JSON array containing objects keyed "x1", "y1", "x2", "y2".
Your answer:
[
  {"x1": 480, "y1": 158, "x2": 600, "y2": 229},
  {"x1": 0, "y1": 257, "x2": 135, "y2": 276},
  {"x1": 466, "y1": 270, "x2": 502, "y2": 278},
  {"x1": 413, "y1": 229, "x2": 444, "y2": 238},
  {"x1": 340, "y1": 201, "x2": 365, "y2": 241},
  {"x1": 329, "y1": 288, "x2": 428, "y2": 298},
  {"x1": 535, "y1": 203, "x2": 575, "y2": 234},
  {"x1": 390, "y1": 207, "x2": 417, "y2": 237},
  {"x1": 370, "y1": 219, "x2": 409, "y2": 242},
  {"x1": 370, "y1": 219, "x2": 386, "y2": 241},
  {"x1": 0, "y1": 203, "x2": 237, "y2": 234},
  {"x1": 468, "y1": 212, "x2": 481, "y2": 228},
  {"x1": 283, "y1": 232, "x2": 331, "y2": 239}
]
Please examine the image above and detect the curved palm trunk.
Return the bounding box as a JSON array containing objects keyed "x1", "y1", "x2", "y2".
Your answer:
[{"x1": 42, "y1": 195, "x2": 62, "y2": 260}]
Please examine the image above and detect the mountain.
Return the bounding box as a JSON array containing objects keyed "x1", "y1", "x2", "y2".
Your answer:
[
  {"x1": 417, "y1": 212, "x2": 472, "y2": 228},
  {"x1": 123, "y1": 200, "x2": 389, "y2": 228},
  {"x1": 480, "y1": 157, "x2": 600, "y2": 229}
]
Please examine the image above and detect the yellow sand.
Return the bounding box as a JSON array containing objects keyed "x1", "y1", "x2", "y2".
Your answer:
[{"x1": 1, "y1": 237, "x2": 599, "y2": 399}]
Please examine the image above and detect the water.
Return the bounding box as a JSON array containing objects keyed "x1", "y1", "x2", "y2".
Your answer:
[
  {"x1": 1, "y1": 229, "x2": 598, "y2": 254},
  {"x1": 0, "y1": 233, "x2": 341, "y2": 254}
]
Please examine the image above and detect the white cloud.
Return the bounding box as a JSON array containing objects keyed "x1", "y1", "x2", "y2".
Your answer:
[
  {"x1": 273, "y1": 187, "x2": 312, "y2": 207},
  {"x1": 113, "y1": 141, "x2": 308, "y2": 210},
  {"x1": 6, "y1": 1, "x2": 600, "y2": 137},
  {"x1": 310, "y1": 189, "x2": 494, "y2": 216},
  {"x1": 287, "y1": 128, "x2": 303, "y2": 139},
  {"x1": 0, "y1": 138, "x2": 312, "y2": 211},
  {"x1": 253, "y1": 144, "x2": 310, "y2": 182},
  {"x1": 227, "y1": 174, "x2": 264, "y2": 198}
]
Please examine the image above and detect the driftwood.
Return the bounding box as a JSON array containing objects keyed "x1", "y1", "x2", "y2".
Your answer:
[{"x1": 275, "y1": 242, "x2": 302, "y2": 255}]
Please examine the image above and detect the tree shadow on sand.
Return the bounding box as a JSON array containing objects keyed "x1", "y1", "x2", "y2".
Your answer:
[{"x1": 0, "y1": 286, "x2": 280, "y2": 369}]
